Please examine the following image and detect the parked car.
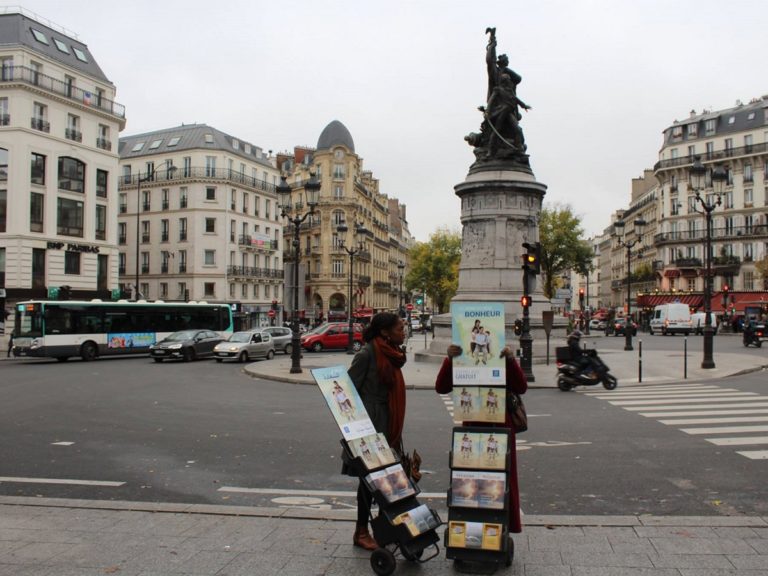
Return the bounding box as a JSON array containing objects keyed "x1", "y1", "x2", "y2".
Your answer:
[
  {"x1": 649, "y1": 303, "x2": 692, "y2": 335},
  {"x1": 608, "y1": 318, "x2": 637, "y2": 337},
  {"x1": 213, "y1": 330, "x2": 275, "y2": 362},
  {"x1": 150, "y1": 329, "x2": 224, "y2": 362},
  {"x1": 301, "y1": 322, "x2": 364, "y2": 352},
  {"x1": 690, "y1": 312, "x2": 720, "y2": 335},
  {"x1": 589, "y1": 318, "x2": 606, "y2": 331},
  {"x1": 262, "y1": 326, "x2": 294, "y2": 355}
]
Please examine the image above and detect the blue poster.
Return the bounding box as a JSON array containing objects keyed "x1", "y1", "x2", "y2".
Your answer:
[
  {"x1": 450, "y1": 302, "x2": 506, "y2": 385},
  {"x1": 107, "y1": 332, "x2": 156, "y2": 348},
  {"x1": 311, "y1": 366, "x2": 376, "y2": 441}
]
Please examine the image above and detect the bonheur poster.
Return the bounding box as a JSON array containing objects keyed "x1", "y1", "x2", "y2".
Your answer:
[
  {"x1": 450, "y1": 302, "x2": 505, "y2": 385},
  {"x1": 311, "y1": 366, "x2": 375, "y2": 441}
]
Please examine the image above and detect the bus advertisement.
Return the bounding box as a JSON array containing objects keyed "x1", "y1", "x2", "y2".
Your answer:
[{"x1": 12, "y1": 300, "x2": 233, "y2": 362}]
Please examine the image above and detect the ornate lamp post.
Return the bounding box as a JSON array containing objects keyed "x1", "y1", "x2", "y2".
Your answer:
[
  {"x1": 337, "y1": 220, "x2": 367, "y2": 354},
  {"x1": 397, "y1": 260, "x2": 405, "y2": 317},
  {"x1": 613, "y1": 217, "x2": 646, "y2": 351},
  {"x1": 689, "y1": 156, "x2": 727, "y2": 369},
  {"x1": 277, "y1": 173, "x2": 320, "y2": 373},
  {"x1": 134, "y1": 164, "x2": 176, "y2": 299}
]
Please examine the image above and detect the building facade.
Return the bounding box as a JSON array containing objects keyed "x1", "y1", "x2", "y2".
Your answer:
[
  {"x1": 117, "y1": 124, "x2": 283, "y2": 326},
  {"x1": 277, "y1": 120, "x2": 412, "y2": 325},
  {"x1": 0, "y1": 9, "x2": 125, "y2": 311},
  {"x1": 653, "y1": 97, "x2": 768, "y2": 294}
]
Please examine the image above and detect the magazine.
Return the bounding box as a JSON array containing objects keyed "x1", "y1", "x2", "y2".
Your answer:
[
  {"x1": 347, "y1": 433, "x2": 397, "y2": 470},
  {"x1": 447, "y1": 521, "x2": 503, "y2": 551},
  {"x1": 450, "y1": 470, "x2": 506, "y2": 510},
  {"x1": 451, "y1": 429, "x2": 509, "y2": 470},
  {"x1": 451, "y1": 386, "x2": 506, "y2": 424},
  {"x1": 450, "y1": 302, "x2": 506, "y2": 385},
  {"x1": 392, "y1": 504, "x2": 440, "y2": 537},
  {"x1": 364, "y1": 464, "x2": 416, "y2": 503},
  {"x1": 311, "y1": 366, "x2": 376, "y2": 440}
]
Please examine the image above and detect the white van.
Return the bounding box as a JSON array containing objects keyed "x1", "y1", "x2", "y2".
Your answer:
[
  {"x1": 649, "y1": 303, "x2": 692, "y2": 335},
  {"x1": 690, "y1": 312, "x2": 720, "y2": 335}
]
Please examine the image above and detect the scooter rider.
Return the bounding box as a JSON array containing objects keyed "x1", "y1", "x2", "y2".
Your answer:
[{"x1": 568, "y1": 330, "x2": 591, "y2": 375}]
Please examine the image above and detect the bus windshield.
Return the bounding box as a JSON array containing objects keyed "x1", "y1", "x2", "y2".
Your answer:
[{"x1": 15, "y1": 303, "x2": 43, "y2": 338}]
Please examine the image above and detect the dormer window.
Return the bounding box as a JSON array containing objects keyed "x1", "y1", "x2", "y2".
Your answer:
[
  {"x1": 73, "y1": 48, "x2": 88, "y2": 63},
  {"x1": 132, "y1": 142, "x2": 145, "y2": 152},
  {"x1": 53, "y1": 38, "x2": 69, "y2": 53},
  {"x1": 167, "y1": 137, "x2": 180, "y2": 147},
  {"x1": 149, "y1": 139, "x2": 162, "y2": 150},
  {"x1": 205, "y1": 134, "x2": 214, "y2": 144},
  {"x1": 30, "y1": 28, "x2": 49, "y2": 45}
]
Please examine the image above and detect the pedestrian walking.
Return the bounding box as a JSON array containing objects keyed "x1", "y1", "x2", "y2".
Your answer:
[
  {"x1": 342, "y1": 312, "x2": 409, "y2": 551},
  {"x1": 7, "y1": 332, "x2": 13, "y2": 358}
]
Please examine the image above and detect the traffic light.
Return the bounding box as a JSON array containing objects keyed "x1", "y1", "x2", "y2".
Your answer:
[
  {"x1": 722, "y1": 285, "x2": 729, "y2": 308},
  {"x1": 520, "y1": 295, "x2": 531, "y2": 308},
  {"x1": 522, "y1": 242, "x2": 541, "y2": 275},
  {"x1": 513, "y1": 319, "x2": 523, "y2": 336},
  {"x1": 579, "y1": 288, "x2": 585, "y2": 308},
  {"x1": 415, "y1": 297, "x2": 423, "y2": 306},
  {"x1": 271, "y1": 299, "x2": 278, "y2": 311}
]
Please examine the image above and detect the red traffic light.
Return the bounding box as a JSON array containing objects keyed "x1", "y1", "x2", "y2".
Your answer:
[
  {"x1": 723, "y1": 285, "x2": 729, "y2": 293},
  {"x1": 579, "y1": 288, "x2": 585, "y2": 296},
  {"x1": 520, "y1": 295, "x2": 531, "y2": 308}
]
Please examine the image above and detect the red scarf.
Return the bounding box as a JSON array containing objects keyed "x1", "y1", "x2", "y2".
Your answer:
[{"x1": 372, "y1": 336, "x2": 407, "y2": 447}]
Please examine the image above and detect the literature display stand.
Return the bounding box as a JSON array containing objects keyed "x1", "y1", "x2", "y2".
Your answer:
[
  {"x1": 445, "y1": 426, "x2": 514, "y2": 571},
  {"x1": 342, "y1": 440, "x2": 442, "y2": 576}
]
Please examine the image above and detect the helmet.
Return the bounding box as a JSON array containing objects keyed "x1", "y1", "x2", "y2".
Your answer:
[{"x1": 568, "y1": 330, "x2": 582, "y2": 342}]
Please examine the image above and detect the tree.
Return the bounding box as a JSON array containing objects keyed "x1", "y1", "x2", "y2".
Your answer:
[
  {"x1": 755, "y1": 255, "x2": 768, "y2": 290},
  {"x1": 407, "y1": 227, "x2": 461, "y2": 314},
  {"x1": 539, "y1": 204, "x2": 593, "y2": 299}
]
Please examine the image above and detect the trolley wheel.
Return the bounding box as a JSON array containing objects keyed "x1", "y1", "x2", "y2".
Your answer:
[
  {"x1": 370, "y1": 547, "x2": 396, "y2": 576},
  {"x1": 506, "y1": 535, "x2": 514, "y2": 567}
]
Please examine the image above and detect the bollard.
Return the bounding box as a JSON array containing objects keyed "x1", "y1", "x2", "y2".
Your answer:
[
  {"x1": 638, "y1": 339, "x2": 642, "y2": 383},
  {"x1": 546, "y1": 334, "x2": 550, "y2": 365},
  {"x1": 684, "y1": 337, "x2": 688, "y2": 379}
]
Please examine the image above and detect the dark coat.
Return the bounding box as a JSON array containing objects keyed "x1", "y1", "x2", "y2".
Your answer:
[{"x1": 435, "y1": 355, "x2": 528, "y2": 533}]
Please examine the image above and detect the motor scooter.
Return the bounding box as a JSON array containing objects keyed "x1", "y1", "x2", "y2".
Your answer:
[
  {"x1": 743, "y1": 323, "x2": 765, "y2": 348},
  {"x1": 555, "y1": 347, "x2": 618, "y2": 391}
]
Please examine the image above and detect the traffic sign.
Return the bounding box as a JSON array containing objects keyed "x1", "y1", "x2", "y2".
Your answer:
[
  {"x1": 267, "y1": 310, "x2": 276, "y2": 318},
  {"x1": 406, "y1": 303, "x2": 414, "y2": 311}
]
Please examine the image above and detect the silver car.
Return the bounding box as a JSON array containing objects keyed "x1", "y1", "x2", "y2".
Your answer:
[
  {"x1": 213, "y1": 330, "x2": 275, "y2": 363},
  {"x1": 262, "y1": 326, "x2": 294, "y2": 355}
]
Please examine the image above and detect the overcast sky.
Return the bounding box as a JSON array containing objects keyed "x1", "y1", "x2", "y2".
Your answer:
[{"x1": 18, "y1": 0, "x2": 768, "y2": 241}]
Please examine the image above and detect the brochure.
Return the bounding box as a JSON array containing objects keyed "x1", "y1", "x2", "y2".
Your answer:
[
  {"x1": 450, "y1": 302, "x2": 506, "y2": 385},
  {"x1": 447, "y1": 521, "x2": 503, "y2": 551},
  {"x1": 347, "y1": 433, "x2": 397, "y2": 470},
  {"x1": 450, "y1": 470, "x2": 506, "y2": 510},
  {"x1": 451, "y1": 386, "x2": 506, "y2": 424},
  {"x1": 311, "y1": 366, "x2": 375, "y2": 441},
  {"x1": 365, "y1": 464, "x2": 416, "y2": 504},
  {"x1": 452, "y1": 429, "x2": 509, "y2": 470},
  {"x1": 392, "y1": 504, "x2": 440, "y2": 537}
]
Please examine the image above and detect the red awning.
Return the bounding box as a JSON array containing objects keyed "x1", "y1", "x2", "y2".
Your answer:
[
  {"x1": 637, "y1": 294, "x2": 703, "y2": 308},
  {"x1": 664, "y1": 270, "x2": 681, "y2": 278},
  {"x1": 709, "y1": 292, "x2": 768, "y2": 315}
]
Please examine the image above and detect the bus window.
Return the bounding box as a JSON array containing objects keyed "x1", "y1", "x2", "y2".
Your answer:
[
  {"x1": 45, "y1": 305, "x2": 73, "y2": 334},
  {"x1": 14, "y1": 303, "x2": 43, "y2": 337}
]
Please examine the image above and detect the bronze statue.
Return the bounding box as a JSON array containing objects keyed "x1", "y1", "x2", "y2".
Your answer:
[{"x1": 466, "y1": 28, "x2": 531, "y2": 167}]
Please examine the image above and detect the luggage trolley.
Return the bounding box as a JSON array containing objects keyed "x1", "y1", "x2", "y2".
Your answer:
[{"x1": 341, "y1": 439, "x2": 442, "y2": 576}]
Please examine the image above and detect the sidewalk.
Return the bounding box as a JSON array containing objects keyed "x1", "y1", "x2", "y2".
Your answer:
[{"x1": 0, "y1": 495, "x2": 767, "y2": 575}]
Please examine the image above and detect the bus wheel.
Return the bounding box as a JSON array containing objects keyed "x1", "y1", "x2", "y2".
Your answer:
[{"x1": 80, "y1": 342, "x2": 98, "y2": 361}]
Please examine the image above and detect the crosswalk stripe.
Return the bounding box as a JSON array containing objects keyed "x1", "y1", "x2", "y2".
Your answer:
[
  {"x1": 659, "y1": 416, "x2": 768, "y2": 425},
  {"x1": 591, "y1": 390, "x2": 749, "y2": 399},
  {"x1": 641, "y1": 408, "x2": 768, "y2": 417},
  {"x1": 610, "y1": 395, "x2": 757, "y2": 406},
  {"x1": 708, "y1": 437, "x2": 768, "y2": 446},
  {"x1": 736, "y1": 451, "x2": 768, "y2": 459},
  {"x1": 624, "y1": 402, "x2": 768, "y2": 412},
  {"x1": 682, "y1": 425, "x2": 768, "y2": 435}
]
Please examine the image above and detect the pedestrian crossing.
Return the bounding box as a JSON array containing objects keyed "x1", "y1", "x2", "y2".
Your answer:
[{"x1": 584, "y1": 383, "x2": 768, "y2": 460}]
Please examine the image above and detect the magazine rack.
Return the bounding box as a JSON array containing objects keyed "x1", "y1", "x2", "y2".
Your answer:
[
  {"x1": 342, "y1": 439, "x2": 442, "y2": 576},
  {"x1": 444, "y1": 426, "x2": 514, "y2": 570}
]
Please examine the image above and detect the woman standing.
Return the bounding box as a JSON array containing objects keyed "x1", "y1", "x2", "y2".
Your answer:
[
  {"x1": 434, "y1": 343, "x2": 527, "y2": 534},
  {"x1": 344, "y1": 312, "x2": 408, "y2": 550}
]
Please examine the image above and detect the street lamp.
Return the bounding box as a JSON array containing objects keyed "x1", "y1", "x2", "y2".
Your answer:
[
  {"x1": 613, "y1": 217, "x2": 646, "y2": 351},
  {"x1": 689, "y1": 156, "x2": 727, "y2": 369},
  {"x1": 397, "y1": 260, "x2": 405, "y2": 317},
  {"x1": 337, "y1": 219, "x2": 368, "y2": 354},
  {"x1": 135, "y1": 163, "x2": 176, "y2": 299},
  {"x1": 277, "y1": 173, "x2": 320, "y2": 373}
]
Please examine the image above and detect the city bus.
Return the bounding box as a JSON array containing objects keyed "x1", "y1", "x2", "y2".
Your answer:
[{"x1": 12, "y1": 300, "x2": 233, "y2": 362}]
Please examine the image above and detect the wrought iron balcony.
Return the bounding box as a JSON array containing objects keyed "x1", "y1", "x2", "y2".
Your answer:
[
  {"x1": 96, "y1": 138, "x2": 111, "y2": 151},
  {"x1": 161, "y1": 264, "x2": 169, "y2": 273},
  {"x1": 118, "y1": 166, "x2": 276, "y2": 193},
  {"x1": 141, "y1": 234, "x2": 150, "y2": 243},
  {"x1": 654, "y1": 140, "x2": 768, "y2": 171},
  {"x1": 141, "y1": 265, "x2": 149, "y2": 274},
  {"x1": 179, "y1": 264, "x2": 187, "y2": 273},
  {"x1": 30, "y1": 117, "x2": 49, "y2": 132},
  {"x1": 65, "y1": 128, "x2": 82, "y2": 142},
  {"x1": 118, "y1": 235, "x2": 126, "y2": 245},
  {"x1": 674, "y1": 257, "x2": 702, "y2": 268},
  {"x1": 179, "y1": 232, "x2": 187, "y2": 241},
  {"x1": 0, "y1": 114, "x2": 9, "y2": 126}
]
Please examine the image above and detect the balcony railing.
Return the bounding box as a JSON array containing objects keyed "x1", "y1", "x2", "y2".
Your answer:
[
  {"x1": 179, "y1": 264, "x2": 187, "y2": 273},
  {"x1": 180, "y1": 198, "x2": 188, "y2": 208},
  {"x1": 65, "y1": 128, "x2": 82, "y2": 142},
  {"x1": 179, "y1": 232, "x2": 187, "y2": 241},
  {"x1": 161, "y1": 264, "x2": 169, "y2": 273},
  {"x1": 374, "y1": 281, "x2": 392, "y2": 291},
  {"x1": 654, "y1": 140, "x2": 768, "y2": 171},
  {"x1": 118, "y1": 235, "x2": 126, "y2": 245},
  {"x1": 30, "y1": 117, "x2": 49, "y2": 132},
  {"x1": 2, "y1": 65, "x2": 125, "y2": 118},
  {"x1": 161, "y1": 201, "x2": 169, "y2": 210},
  {"x1": 358, "y1": 275, "x2": 371, "y2": 287},
  {"x1": 161, "y1": 233, "x2": 169, "y2": 242},
  {"x1": 96, "y1": 138, "x2": 111, "y2": 151},
  {"x1": 0, "y1": 114, "x2": 9, "y2": 126},
  {"x1": 226, "y1": 265, "x2": 285, "y2": 279},
  {"x1": 141, "y1": 234, "x2": 150, "y2": 243},
  {"x1": 142, "y1": 202, "x2": 150, "y2": 211},
  {"x1": 674, "y1": 257, "x2": 702, "y2": 268},
  {"x1": 712, "y1": 255, "x2": 741, "y2": 267},
  {"x1": 118, "y1": 166, "x2": 276, "y2": 193},
  {"x1": 238, "y1": 235, "x2": 278, "y2": 250},
  {"x1": 119, "y1": 205, "x2": 127, "y2": 214},
  {"x1": 655, "y1": 224, "x2": 768, "y2": 246},
  {"x1": 141, "y1": 265, "x2": 149, "y2": 274},
  {"x1": 118, "y1": 266, "x2": 125, "y2": 275}
]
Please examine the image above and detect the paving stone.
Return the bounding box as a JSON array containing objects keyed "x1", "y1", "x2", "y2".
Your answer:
[
  {"x1": 0, "y1": 542, "x2": 74, "y2": 564},
  {"x1": 651, "y1": 537, "x2": 757, "y2": 555},
  {"x1": 210, "y1": 551, "x2": 290, "y2": 575},
  {"x1": 561, "y1": 551, "x2": 655, "y2": 568},
  {"x1": 635, "y1": 526, "x2": 719, "y2": 538},
  {"x1": 679, "y1": 569, "x2": 768, "y2": 576},
  {"x1": 727, "y1": 554, "x2": 768, "y2": 570},
  {"x1": 649, "y1": 554, "x2": 736, "y2": 569},
  {"x1": 529, "y1": 533, "x2": 613, "y2": 553},
  {"x1": 570, "y1": 568, "x2": 681, "y2": 575}
]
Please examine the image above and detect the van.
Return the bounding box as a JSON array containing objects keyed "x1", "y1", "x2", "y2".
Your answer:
[
  {"x1": 650, "y1": 303, "x2": 692, "y2": 335},
  {"x1": 690, "y1": 312, "x2": 720, "y2": 335}
]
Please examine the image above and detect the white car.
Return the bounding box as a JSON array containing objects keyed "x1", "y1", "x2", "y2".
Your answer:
[
  {"x1": 690, "y1": 312, "x2": 720, "y2": 335},
  {"x1": 588, "y1": 318, "x2": 606, "y2": 330}
]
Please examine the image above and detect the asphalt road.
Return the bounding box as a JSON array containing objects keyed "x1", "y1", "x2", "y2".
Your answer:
[{"x1": 1, "y1": 348, "x2": 766, "y2": 518}]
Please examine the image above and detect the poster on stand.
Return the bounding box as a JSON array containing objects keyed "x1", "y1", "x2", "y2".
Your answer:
[
  {"x1": 311, "y1": 366, "x2": 375, "y2": 441},
  {"x1": 364, "y1": 464, "x2": 416, "y2": 504},
  {"x1": 451, "y1": 386, "x2": 506, "y2": 424},
  {"x1": 392, "y1": 504, "x2": 441, "y2": 537},
  {"x1": 447, "y1": 521, "x2": 503, "y2": 551},
  {"x1": 450, "y1": 470, "x2": 506, "y2": 510},
  {"x1": 347, "y1": 433, "x2": 397, "y2": 470},
  {"x1": 451, "y1": 429, "x2": 509, "y2": 470},
  {"x1": 450, "y1": 302, "x2": 506, "y2": 385}
]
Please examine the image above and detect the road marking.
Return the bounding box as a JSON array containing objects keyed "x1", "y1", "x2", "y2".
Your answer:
[
  {"x1": 625, "y1": 402, "x2": 768, "y2": 411},
  {"x1": 609, "y1": 395, "x2": 758, "y2": 406},
  {"x1": 589, "y1": 389, "x2": 744, "y2": 399},
  {"x1": 682, "y1": 425, "x2": 768, "y2": 435},
  {"x1": 708, "y1": 437, "x2": 768, "y2": 446},
  {"x1": 640, "y1": 409, "x2": 768, "y2": 417},
  {"x1": 51, "y1": 441, "x2": 75, "y2": 446},
  {"x1": 0, "y1": 476, "x2": 125, "y2": 487},
  {"x1": 659, "y1": 416, "x2": 768, "y2": 425},
  {"x1": 218, "y1": 486, "x2": 448, "y2": 499},
  {"x1": 736, "y1": 450, "x2": 768, "y2": 459}
]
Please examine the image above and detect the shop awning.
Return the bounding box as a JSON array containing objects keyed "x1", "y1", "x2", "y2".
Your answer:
[
  {"x1": 637, "y1": 294, "x2": 703, "y2": 308},
  {"x1": 663, "y1": 269, "x2": 681, "y2": 278},
  {"x1": 709, "y1": 292, "x2": 768, "y2": 315}
]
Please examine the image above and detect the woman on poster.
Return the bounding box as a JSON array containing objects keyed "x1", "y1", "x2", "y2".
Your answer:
[
  {"x1": 434, "y1": 343, "x2": 528, "y2": 535},
  {"x1": 342, "y1": 312, "x2": 408, "y2": 551}
]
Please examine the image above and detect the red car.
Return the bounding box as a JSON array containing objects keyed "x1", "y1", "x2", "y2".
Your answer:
[{"x1": 301, "y1": 322, "x2": 364, "y2": 352}]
